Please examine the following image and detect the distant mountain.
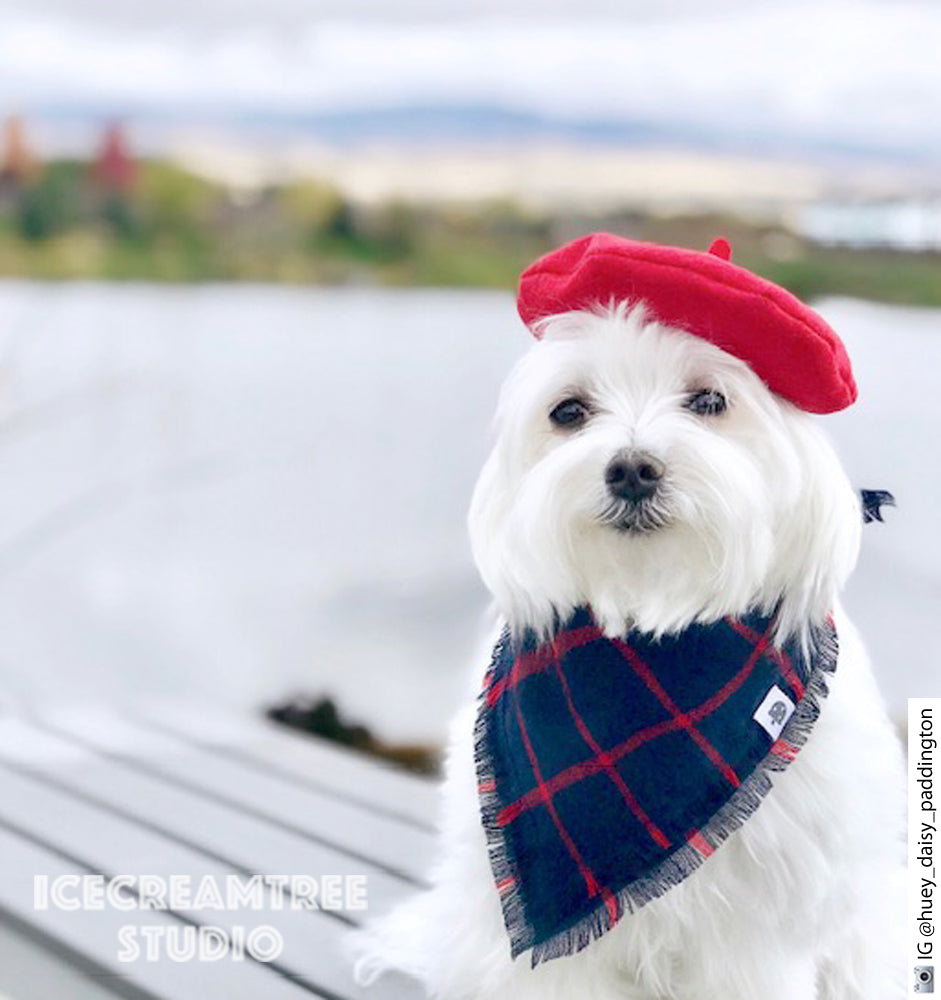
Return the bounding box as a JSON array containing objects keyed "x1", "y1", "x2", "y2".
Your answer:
[
  {"x1": 34, "y1": 100, "x2": 675, "y2": 143},
  {"x1": 235, "y1": 104, "x2": 676, "y2": 146},
  {"x1": 28, "y1": 100, "x2": 934, "y2": 166}
]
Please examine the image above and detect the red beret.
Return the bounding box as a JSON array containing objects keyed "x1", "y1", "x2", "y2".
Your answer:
[{"x1": 517, "y1": 233, "x2": 856, "y2": 414}]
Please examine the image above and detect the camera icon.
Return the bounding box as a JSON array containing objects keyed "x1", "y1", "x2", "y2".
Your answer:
[{"x1": 915, "y1": 966, "x2": 934, "y2": 993}]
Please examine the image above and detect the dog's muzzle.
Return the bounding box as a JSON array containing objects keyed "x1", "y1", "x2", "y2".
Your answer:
[{"x1": 601, "y1": 450, "x2": 670, "y2": 533}]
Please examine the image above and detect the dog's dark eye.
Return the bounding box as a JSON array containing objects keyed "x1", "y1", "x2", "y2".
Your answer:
[
  {"x1": 684, "y1": 389, "x2": 727, "y2": 416},
  {"x1": 549, "y1": 398, "x2": 591, "y2": 429}
]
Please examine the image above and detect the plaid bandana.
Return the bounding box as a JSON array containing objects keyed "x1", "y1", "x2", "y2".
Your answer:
[{"x1": 475, "y1": 606, "x2": 838, "y2": 965}]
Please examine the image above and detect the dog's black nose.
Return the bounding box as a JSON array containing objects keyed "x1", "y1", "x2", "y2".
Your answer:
[{"x1": 605, "y1": 451, "x2": 664, "y2": 503}]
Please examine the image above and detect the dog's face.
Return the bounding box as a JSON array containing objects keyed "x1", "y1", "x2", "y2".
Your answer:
[{"x1": 470, "y1": 304, "x2": 862, "y2": 639}]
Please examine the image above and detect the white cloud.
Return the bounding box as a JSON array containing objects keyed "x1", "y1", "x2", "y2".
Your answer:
[{"x1": 0, "y1": 0, "x2": 937, "y2": 158}]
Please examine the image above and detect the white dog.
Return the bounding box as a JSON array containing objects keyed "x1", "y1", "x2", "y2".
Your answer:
[{"x1": 354, "y1": 300, "x2": 905, "y2": 1000}]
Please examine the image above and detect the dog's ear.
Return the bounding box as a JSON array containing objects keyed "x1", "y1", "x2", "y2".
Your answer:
[
  {"x1": 468, "y1": 447, "x2": 508, "y2": 601},
  {"x1": 468, "y1": 428, "x2": 579, "y2": 635},
  {"x1": 772, "y1": 417, "x2": 862, "y2": 636}
]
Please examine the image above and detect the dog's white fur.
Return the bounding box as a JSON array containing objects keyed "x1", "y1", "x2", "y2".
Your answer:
[{"x1": 353, "y1": 304, "x2": 905, "y2": 999}]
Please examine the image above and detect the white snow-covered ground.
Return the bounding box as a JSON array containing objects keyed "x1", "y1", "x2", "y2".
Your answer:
[{"x1": 0, "y1": 284, "x2": 935, "y2": 743}]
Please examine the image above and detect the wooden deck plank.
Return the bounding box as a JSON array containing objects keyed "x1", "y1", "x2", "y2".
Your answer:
[
  {"x1": 0, "y1": 767, "x2": 383, "y2": 999},
  {"x1": 31, "y1": 706, "x2": 435, "y2": 885},
  {"x1": 0, "y1": 717, "x2": 414, "y2": 919},
  {"x1": 33, "y1": 705, "x2": 437, "y2": 882},
  {"x1": 0, "y1": 711, "x2": 431, "y2": 999},
  {"x1": 0, "y1": 827, "x2": 323, "y2": 1000},
  {"x1": 0, "y1": 915, "x2": 155, "y2": 1000},
  {"x1": 134, "y1": 703, "x2": 438, "y2": 831}
]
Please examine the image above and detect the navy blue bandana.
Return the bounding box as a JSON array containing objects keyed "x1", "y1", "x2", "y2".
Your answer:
[{"x1": 475, "y1": 607, "x2": 838, "y2": 965}]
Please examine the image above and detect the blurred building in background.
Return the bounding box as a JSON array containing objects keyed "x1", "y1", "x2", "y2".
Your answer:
[
  {"x1": 0, "y1": 115, "x2": 37, "y2": 196},
  {"x1": 92, "y1": 123, "x2": 137, "y2": 193}
]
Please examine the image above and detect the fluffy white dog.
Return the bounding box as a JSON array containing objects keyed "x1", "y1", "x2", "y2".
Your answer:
[{"x1": 354, "y1": 301, "x2": 905, "y2": 1000}]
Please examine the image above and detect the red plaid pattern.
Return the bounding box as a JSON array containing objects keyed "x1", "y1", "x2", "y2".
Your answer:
[{"x1": 475, "y1": 605, "x2": 838, "y2": 962}]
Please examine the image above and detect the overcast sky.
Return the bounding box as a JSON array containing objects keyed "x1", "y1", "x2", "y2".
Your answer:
[{"x1": 0, "y1": 0, "x2": 937, "y2": 159}]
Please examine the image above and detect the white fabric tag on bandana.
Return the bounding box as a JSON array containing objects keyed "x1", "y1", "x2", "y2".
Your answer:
[{"x1": 753, "y1": 685, "x2": 795, "y2": 740}]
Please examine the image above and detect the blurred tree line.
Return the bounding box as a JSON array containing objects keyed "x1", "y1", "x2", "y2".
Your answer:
[
  {"x1": 0, "y1": 146, "x2": 552, "y2": 285},
  {"x1": 0, "y1": 119, "x2": 938, "y2": 304}
]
